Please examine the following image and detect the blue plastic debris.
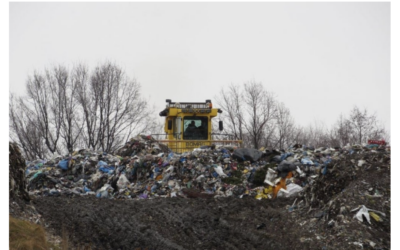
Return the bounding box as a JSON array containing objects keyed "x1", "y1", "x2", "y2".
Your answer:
[
  {"x1": 99, "y1": 166, "x2": 115, "y2": 173},
  {"x1": 322, "y1": 158, "x2": 332, "y2": 175},
  {"x1": 97, "y1": 161, "x2": 108, "y2": 167},
  {"x1": 57, "y1": 159, "x2": 69, "y2": 170},
  {"x1": 222, "y1": 153, "x2": 230, "y2": 159},
  {"x1": 301, "y1": 157, "x2": 313, "y2": 165},
  {"x1": 280, "y1": 153, "x2": 292, "y2": 161}
]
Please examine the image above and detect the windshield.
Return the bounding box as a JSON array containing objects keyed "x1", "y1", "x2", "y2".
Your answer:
[{"x1": 183, "y1": 116, "x2": 208, "y2": 140}]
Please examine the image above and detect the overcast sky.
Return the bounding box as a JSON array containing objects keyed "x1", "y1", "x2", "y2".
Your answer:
[{"x1": 9, "y1": 2, "x2": 390, "y2": 134}]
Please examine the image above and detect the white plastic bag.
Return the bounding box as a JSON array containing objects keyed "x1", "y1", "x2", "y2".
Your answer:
[
  {"x1": 351, "y1": 205, "x2": 386, "y2": 224},
  {"x1": 96, "y1": 184, "x2": 113, "y2": 198},
  {"x1": 277, "y1": 183, "x2": 303, "y2": 198},
  {"x1": 214, "y1": 165, "x2": 228, "y2": 178},
  {"x1": 117, "y1": 173, "x2": 130, "y2": 190}
]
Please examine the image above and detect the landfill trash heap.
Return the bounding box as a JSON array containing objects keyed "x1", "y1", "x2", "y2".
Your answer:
[
  {"x1": 18, "y1": 137, "x2": 391, "y2": 250},
  {"x1": 25, "y1": 135, "x2": 390, "y2": 202}
]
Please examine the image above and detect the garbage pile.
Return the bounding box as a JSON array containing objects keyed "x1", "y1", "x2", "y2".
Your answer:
[
  {"x1": 21, "y1": 138, "x2": 391, "y2": 249},
  {"x1": 24, "y1": 136, "x2": 390, "y2": 204}
]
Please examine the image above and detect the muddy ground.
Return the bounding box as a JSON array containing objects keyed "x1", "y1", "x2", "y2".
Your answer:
[{"x1": 34, "y1": 196, "x2": 301, "y2": 250}]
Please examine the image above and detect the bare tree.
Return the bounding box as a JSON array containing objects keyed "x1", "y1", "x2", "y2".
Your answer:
[
  {"x1": 242, "y1": 81, "x2": 277, "y2": 149},
  {"x1": 274, "y1": 102, "x2": 295, "y2": 149},
  {"x1": 330, "y1": 114, "x2": 353, "y2": 146},
  {"x1": 288, "y1": 126, "x2": 305, "y2": 147},
  {"x1": 74, "y1": 64, "x2": 97, "y2": 150},
  {"x1": 9, "y1": 94, "x2": 48, "y2": 159},
  {"x1": 14, "y1": 65, "x2": 86, "y2": 156},
  {"x1": 349, "y1": 106, "x2": 386, "y2": 145},
  {"x1": 76, "y1": 61, "x2": 154, "y2": 152},
  {"x1": 378, "y1": 127, "x2": 391, "y2": 144},
  {"x1": 349, "y1": 107, "x2": 369, "y2": 144},
  {"x1": 215, "y1": 81, "x2": 277, "y2": 148},
  {"x1": 10, "y1": 61, "x2": 155, "y2": 159},
  {"x1": 25, "y1": 70, "x2": 62, "y2": 154},
  {"x1": 215, "y1": 83, "x2": 245, "y2": 140},
  {"x1": 47, "y1": 65, "x2": 85, "y2": 153},
  {"x1": 308, "y1": 121, "x2": 331, "y2": 147},
  {"x1": 290, "y1": 126, "x2": 305, "y2": 146},
  {"x1": 292, "y1": 121, "x2": 330, "y2": 148}
]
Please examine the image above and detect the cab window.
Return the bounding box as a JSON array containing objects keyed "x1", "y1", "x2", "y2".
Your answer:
[{"x1": 183, "y1": 116, "x2": 208, "y2": 140}]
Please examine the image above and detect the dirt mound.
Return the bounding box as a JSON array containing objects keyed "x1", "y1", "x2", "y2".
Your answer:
[
  {"x1": 33, "y1": 196, "x2": 293, "y2": 249},
  {"x1": 295, "y1": 152, "x2": 391, "y2": 249}
]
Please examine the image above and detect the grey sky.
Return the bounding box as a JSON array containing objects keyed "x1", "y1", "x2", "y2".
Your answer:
[{"x1": 9, "y1": 2, "x2": 390, "y2": 133}]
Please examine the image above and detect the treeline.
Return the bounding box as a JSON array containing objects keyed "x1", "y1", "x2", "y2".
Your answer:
[
  {"x1": 10, "y1": 62, "x2": 389, "y2": 160},
  {"x1": 9, "y1": 62, "x2": 158, "y2": 160},
  {"x1": 214, "y1": 81, "x2": 389, "y2": 149}
]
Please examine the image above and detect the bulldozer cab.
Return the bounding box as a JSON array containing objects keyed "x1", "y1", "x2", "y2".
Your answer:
[{"x1": 158, "y1": 99, "x2": 241, "y2": 153}]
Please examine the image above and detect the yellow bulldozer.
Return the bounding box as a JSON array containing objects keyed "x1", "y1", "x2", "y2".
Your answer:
[{"x1": 157, "y1": 99, "x2": 242, "y2": 153}]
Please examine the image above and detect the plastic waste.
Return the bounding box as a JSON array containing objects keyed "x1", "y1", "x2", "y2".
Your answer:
[
  {"x1": 277, "y1": 160, "x2": 297, "y2": 177},
  {"x1": 296, "y1": 166, "x2": 305, "y2": 177},
  {"x1": 255, "y1": 186, "x2": 273, "y2": 200},
  {"x1": 232, "y1": 148, "x2": 263, "y2": 162},
  {"x1": 301, "y1": 157, "x2": 313, "y2": 165},
  {"x1": 99, "y1": 166, "x2": 115, "y2": 174},
  {"x1": 277, "y1": 183, "x2": 303, "y2": 198},
  {"x1": 58, "y1": 159, "x2": 69, "y2": 170},
  {"x1": 139, "y1": 192, "x2": 148, "y2": 199},
  {"x1": 19, "y1": 133, "x2": 390, "y2": 211},
  {"x1": 213, "y1": 165, "x2": 227, "y2": 178},
  {"x1": 369, "y1": 212, "x2": 382, "y2": 222},
  {"x1": 264, "y1": 168, "x2": 277, "y2": 186},
  {"x1": 117, "y1": 173, "x2": 130, "y2": 189},
  {"x1": 280, "y1": 153, "x2": 292, "y2": 161},
  {"x1": 97, "y1": 161, "x2": 108, "y2": 167},
  {"x1": 83, "y1": 186, "x2": 91, "y2": 193},
  {"x1": 358, "y1": 160, "x2": 366, "y2": 167},
  {"x1": 351, "y1": 205, "x2": 386, "y2": 224},
  {"x1": 96, "y1": 184, "x2": 112, "y2": 198},
  {"x1": 29, "y1": 171, "x2": 43, "y2": 182}
]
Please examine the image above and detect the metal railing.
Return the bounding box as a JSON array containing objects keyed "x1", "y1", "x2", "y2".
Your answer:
[{"x1": 151, "y1": 133, "x2": 242, "y2": 153}]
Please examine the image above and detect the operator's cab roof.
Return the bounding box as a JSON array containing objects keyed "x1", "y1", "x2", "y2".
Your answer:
[{"x1": 159, "y1": 99, "x2": 214, "y2": 117}]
